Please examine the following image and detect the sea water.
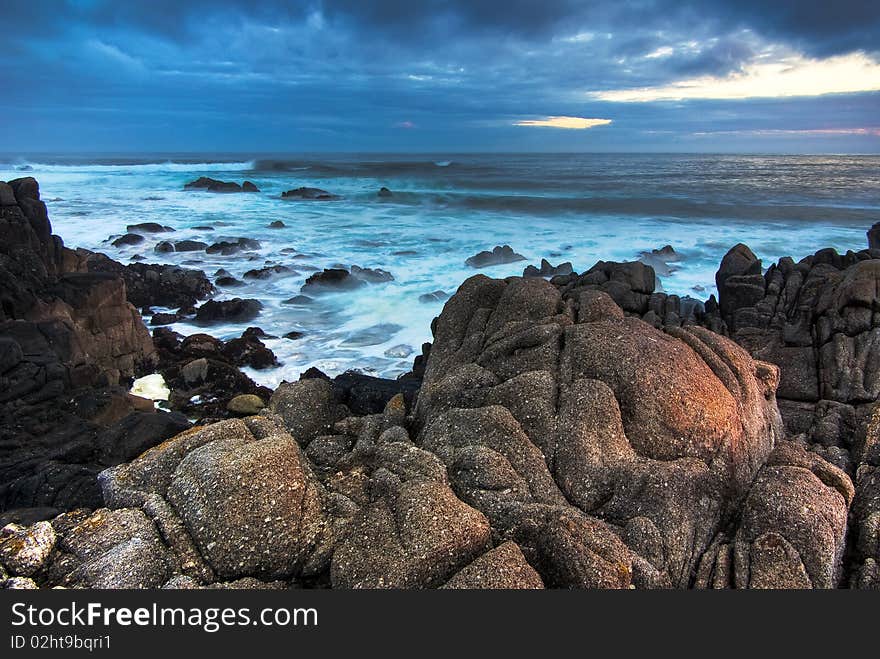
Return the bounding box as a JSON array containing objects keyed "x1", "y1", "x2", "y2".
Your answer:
[{"x1": 1, "y1": 153, "x2": 877, "y2": 385}]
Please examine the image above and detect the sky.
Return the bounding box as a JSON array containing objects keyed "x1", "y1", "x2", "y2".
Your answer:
[{"x1": 1, "y1": 0, "x2": 879, "y2": 153}]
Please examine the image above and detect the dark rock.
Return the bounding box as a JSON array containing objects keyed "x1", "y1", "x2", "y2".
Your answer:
[
  {"x1": 183, "y1": 177, "x2": 258, "y2": 193},
  {"x1": 465, "y1": 245, "x2": 526, "y2": 268},
  {"x1": 96, "y1": 411, "x2": 191, "y2": 466},
  {"x1": 419, "y1": 290, "x2": 449, "y2": 304},
  {"x1": 268, "y1": 221, "x2": 286, "y2": 228},
  {"x1": 377, "y1": 187, "x2": 393, "y2": 198},
  {"x1": 150, "y1": 313, "x2": 180, "y2": 326},
  {"x1": 284, "y1": 331, "x2": 305, "y2": 340},
  {"x1": 523, "y1": 259, "x2": 574, "y2": 278},
  {"x1": 85, "y1": 255, "x2": 214, "y2": 309},
  {"x1": 215, "y1": 276, "x2": 243, "y2": 287},
  {"x1": 868, "y1": 222, "x2": 880, "y2": 250},
  {"x1": 350, "y1": 265, "x2": 394, "y2": 283},
  {"x1": 205, "y1": 238, "x2": 262, "y2": 255},
  {"x1": 195, "y1": 298, "x2": 263, "y2": 324},
  {"x1": 127, "y1": 222, "x2": 173, "y2": 233},
  {"x1": 192, "y1": 226, "x2": 214, "y2": 231},
  {"x1": 281, "y1": 187, "x2": 337, "y2": 200},
  {"x1": 243, "y1": 265, "x2": 294, "y2": 280},
  {"x1": 111, "y1": 233, "x2": 144, "y2": 247},
  {"x1": 154, "y1": 241, "x2": 175, "y2": 253},
  {"x1": 174, "y1": 240, "x2": 207, "y2": 252},
  {"x1": 283, "y1": 295, "x2": 314, "y2": 305},
  {"x1": 301, "y1": 269, "x2": 364, "y2": 294}
]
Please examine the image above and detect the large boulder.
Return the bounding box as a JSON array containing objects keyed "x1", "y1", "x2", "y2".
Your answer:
[
  {"x1": 414, "y1": 274, "x2": 796, "y2": 587},
  {"x1": 101, "y1": 416, "x2": 332, "y2": 583}
]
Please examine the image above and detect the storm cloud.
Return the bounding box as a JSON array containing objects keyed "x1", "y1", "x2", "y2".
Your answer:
[{"x1": 1, "y1": 0, "x2": 878, "y2": 152}]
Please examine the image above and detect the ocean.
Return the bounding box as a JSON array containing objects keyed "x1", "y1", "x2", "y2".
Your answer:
[{"x1": 1, "y1": 153, "x2": 877, "y2": 386}]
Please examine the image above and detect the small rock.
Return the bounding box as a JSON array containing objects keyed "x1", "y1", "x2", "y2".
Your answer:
[
  {"x1": 269, "y1": 221, "x2": 286, "y2": 229},
  {"x1": 227, "y1": 394, "x2": 266, "y2": 416},
  {"x1": 419, "y1": 290, "x2": 449, "y2": 303},
  {"x1": 465, "y1": 245, "x2": 526, "y2": 268},
  {"x1": 111, "y1": 233, "x2": 145, "y2": 247},
  {"x1": 384, "y1": 344, "x2": 413, "y2": 358},
  {"x1": 283, "y1": 295, "x2": 314, "y2": 305},
  {"x1": 128, "y1": 222, "x2": 174, "y2": 233},
  {"x1": 0, "y1": 521, "x2": 57, "y2": 576},
  {"x1": 281, "y1": 187, "x2": 337, "y2": 200}
]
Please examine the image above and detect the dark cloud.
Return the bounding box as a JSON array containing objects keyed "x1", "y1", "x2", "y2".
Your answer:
[{"x1": 0, "y1": 0, "x2": 878, "y2": 152}]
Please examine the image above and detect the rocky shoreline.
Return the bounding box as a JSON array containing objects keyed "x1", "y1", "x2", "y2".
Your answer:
[{"x1": 1, "y1": 176, "x2": 878, "y2": 589}]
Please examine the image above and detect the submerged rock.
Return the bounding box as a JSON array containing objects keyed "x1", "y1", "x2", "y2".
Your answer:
[
  {"x1": 184, "y1": 177, "x2": 259, "y2": 193},
  {"x1": 419, "y1": 290, "x2": 449, "y2": 303},
  {"x1": 111, "y1": 233, "x2": 144, "y2": 247},
  {"x1": 281, "y1": 187, "x2": 337, "y2": 200},
  {"x1": 205, "y1": 238, "x2": 262, "y2": 255},
  {"x1": 128, "y1": 222, "x2": 174, "y2": 233}
]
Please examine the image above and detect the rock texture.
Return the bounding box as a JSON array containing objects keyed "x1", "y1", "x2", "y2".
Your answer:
[
  {"x1": 1, "y1": 176, "x2": 875, "y2": 589},
  {"x1": 0, "y1": 178, "x2": 179, "y2": 511}
]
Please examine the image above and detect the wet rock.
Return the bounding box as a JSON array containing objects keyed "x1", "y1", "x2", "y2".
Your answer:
[
  {"x1": 205, "y1": 238, "x2": 262, "y2": 255},
  {"x1": 111, "y1": 233, "x2": 144, "y2": 247},
  {"x1": 419, "y1": 290, "x2": 449, "y2": 303},
  {"x1": 86, "y1": 255, "x2": 214, "y2": 308},
  {"x1": 155, "y1": 241, "x2": 175, "y2": 253},
  {"x1": 283, "y1": 295, "x2": 313, "y2": 305},
  {"x1": 523, "y1": 259, "x2": 574, "y2": 278},
  {"x1": 174, "y1": 240, "x2": 208, "y2": 252},
  {"x1": 128, "y1": 222, "x2": 174, "y2": 233},
  {"x1": 301, "y1": 268, "x2": 364, "y2": 294},
  {"x1": 268, "y1": 220, "x2": 286, "y2": 228},
  {"x1": 150, "y1": 312, "x2": 180, "y2": 326},
  {"x1": 284, "y1": 331, "x2": 305, "y2": 340},
  {"x1": 215, "y1": 276, "x2": 243, "y2": 287},
  {"x1": 465, "y1": 245, "x2": 526, "y2": 268},
  {"x1": 184, "y1": 177, "x2": 259, "y2": 193},
  {"x1": 195, "y1": 298, "x2": 262, "y2": 324},
  {"x1": 281, "y1": 187, "x2": 337, "y2": 200},
  {"x1": 243, "y1": 264, "x2": 295, "y2": 280},
  {"x1": 350, "y1": 265, "x2": 394, "y2": 283},
  {"x1": 377, "y1": 187, "x2": 393, "y2": 198},
  {"x1": 384, "y1": 344, "x2": 413, "y2": 358}
]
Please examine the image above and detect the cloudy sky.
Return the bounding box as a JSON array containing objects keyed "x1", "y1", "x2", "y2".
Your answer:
[{"x1": 2, "y1": 0, "x2": 879, "y2": 153}]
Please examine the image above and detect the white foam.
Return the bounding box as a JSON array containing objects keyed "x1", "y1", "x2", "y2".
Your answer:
[{"x1": 130, "y1": 373, "x2": 171, "y2": 403}]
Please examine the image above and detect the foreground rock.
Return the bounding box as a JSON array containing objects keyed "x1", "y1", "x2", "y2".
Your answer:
[{"x1": 0, "y1": 178, "x2": 185, "y2": 510}]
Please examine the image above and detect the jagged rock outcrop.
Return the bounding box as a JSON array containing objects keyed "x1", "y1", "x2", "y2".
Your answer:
[{"x1": 0, "y1": 178, "x2": 178, "y2": 511}]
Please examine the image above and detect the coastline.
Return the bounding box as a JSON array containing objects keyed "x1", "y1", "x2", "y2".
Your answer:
[{"x1": 1, "y1": 175, "x2": 879, "y2": 589}]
